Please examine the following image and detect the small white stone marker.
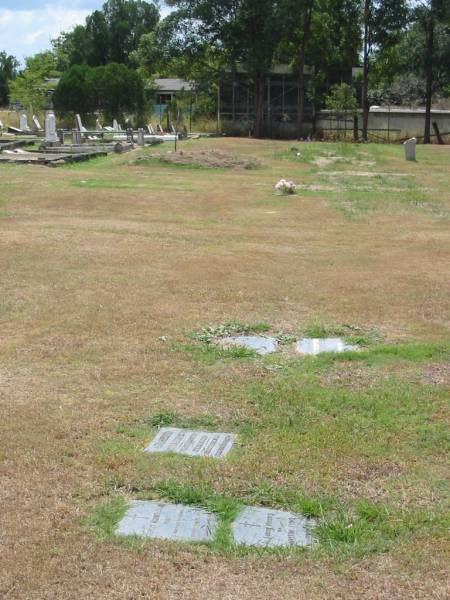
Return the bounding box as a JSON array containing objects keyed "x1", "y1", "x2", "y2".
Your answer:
[
  {"x1": 296, "y1": 337, "x2": 358, "y2": 356},
  {"x1": 220, "y1": 335, "x2": 278, "y2": 355},
  {"x1": 19, "y1": 114, "x2": 29, "y2": 132},
  {"x1": 404, "y1": 137, "x2": 416, "y2": 161},
  {"x1": 232, "y1": 506, "x2": 315, "y2": 547},
  {"x1": 145, "y1": 427, "x2": 235, "y2": 458},
  {"x1": 116, "y1": 500, "x2": 217, "y2": 542},
  {"x1": 45, "y1": 111, "x2": 58, "y2": 142}
]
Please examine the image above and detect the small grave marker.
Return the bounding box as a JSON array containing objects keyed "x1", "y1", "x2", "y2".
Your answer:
[
  {"x1": 116, "y1": 500, "x2": 217, "y2": 542},
  {"x1": 232, "y1": 506, "x2": 315, "y2": 547},
  {"x1": 296, "y1": 337, "x2": 358, "y2": 355},
  {"x1": 404, "y1": 137, "x2": 416, "y2": 161},
  {"x1": 220, "y1": 335, "x2": 278, "y2": 355},
  {"x1": 19, "y1": 114, "x2": 29, "y2": 132},
  {"x1": 145, "y1": 427, "x2": 235, "y2": 458}
]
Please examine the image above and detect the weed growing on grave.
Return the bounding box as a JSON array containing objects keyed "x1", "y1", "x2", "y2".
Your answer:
[
  {"x1": 177, "y1": 342, "x2": 259, "y2": 364},
  {"x1": 191, "y1": 321, "x2": 271, "y2": 344},
  {"x1": 301, "y1": 321, "x2": 382, "y2": 346},
  {"x1": 85, "y1": 496, "x2": 127, "y2": 541}
]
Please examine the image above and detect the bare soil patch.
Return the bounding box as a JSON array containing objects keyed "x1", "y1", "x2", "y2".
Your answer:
[
  {"x1": 420, "y1": 362, "x2": 450, "y2": 386},
  {"x1": 136, "y1": 148, "x2": 262, "y2": 169}
]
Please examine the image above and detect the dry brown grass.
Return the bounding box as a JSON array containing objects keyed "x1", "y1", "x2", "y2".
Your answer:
[{"x1": 1, "y1": 138, "x2": 449, "y2": 599}]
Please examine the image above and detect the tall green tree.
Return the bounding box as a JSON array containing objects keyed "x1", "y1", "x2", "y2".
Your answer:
[
  {"x1": 52, "y1": 0, "x2": 159, "y2": 67},
  {"x1": 0, "y1": 52, "x2": 19, "y2": 106},
  {"x1": 53, "y1": 62, "x2": 146, "y2": 121},
  {"x1": 166, "y1": 0, "x2": 282, "y2": 137},
  {"x1": 9, "y1": 52, "x2": 59, "y2": 113},
  {"x1": 361, "y1": 0, "x2": 408, "y2": 140},
  {"x1": 279, "y1": 0, "x2": 361, "y2": 137},
  {"x1": 411, "y1": 0, "x2": 450, "y2": 142}
]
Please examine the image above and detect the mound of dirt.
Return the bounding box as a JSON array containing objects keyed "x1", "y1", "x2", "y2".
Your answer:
[{"x1": 136, "y1": 149, "x2": 261, "y2": 170}]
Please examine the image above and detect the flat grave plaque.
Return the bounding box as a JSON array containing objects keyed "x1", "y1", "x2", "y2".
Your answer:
[
  {"x1": 232, "y1": 506, "x2": 315, "y2": 547},
  {"x1": 220, "y1": 335, "x2": 278, "y2": 355},
  {"x1": 296, "y1": 337, "x2": 358, "y2": 356},
  {"x1": 145, "y1": 427, "x2": 235, "y2": 458},
  {"x1": 116, "y1": 500, "x2": 217, "y2": 542}
]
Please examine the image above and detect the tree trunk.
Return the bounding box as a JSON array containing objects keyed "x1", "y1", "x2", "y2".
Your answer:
[
  {"x1": 423, "y1": 19, "x2": 434, "y2": 144},
  {"x1": 362, "y1": 0, "x2": 370, "y2": 142},
  {"x1": 254, "y1": 73, "x2": 264, "y2": 138},
  {"x1": 297, "y1": 1, "x2": 314, "y2": 139}
]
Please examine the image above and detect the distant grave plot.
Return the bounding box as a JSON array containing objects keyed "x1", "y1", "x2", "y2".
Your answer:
[
  {"x1": 116, "y1": 500, "x2": 217, "y2": 542},
  {"x1": 145, "y1": 427, "x2": 235, "y2": 458},
  {"x1": 296, "y1": 337, "x2": 358, "y2": 355},
  {"x1": 232, "y1": 506, "x2": 315, "y2": 548},
  {"x1": 220, "y1": 335, "x2": 278, "y2": 355}
]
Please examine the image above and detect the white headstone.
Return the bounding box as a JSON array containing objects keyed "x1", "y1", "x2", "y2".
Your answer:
[
  {"x1": 45, "y1": 111, "x2": 58, "y2": 142},
  {"x1": 113, "y1": 119, "x2": 119, "y2": 131},
  {"x1": 404, "y1": 137, "x2": 416, "y2": 161},
  {"x1": 137, "y1": 128, "x2": 145, "y2": 146},
  {"x1": 95, "y1": 119, "x2": 102, "y2": 131},
  {"x1": 19, "y1": 114, "x2": 29, "y2": 131},
  {"x1": 296, "y1": 338, "x2": 358, "y2": 356}
]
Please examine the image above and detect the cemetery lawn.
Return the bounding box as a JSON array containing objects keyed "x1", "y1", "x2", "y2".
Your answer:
[{"x1": 1, "y1": 138, "x2": 449, "y2": 599}]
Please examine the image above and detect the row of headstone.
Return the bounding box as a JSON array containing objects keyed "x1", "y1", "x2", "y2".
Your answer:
[{"x1": 115, "y1": 425, "x2": 316, "y2": 547}]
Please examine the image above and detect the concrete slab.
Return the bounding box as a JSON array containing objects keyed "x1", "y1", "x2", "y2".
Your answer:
[
  {"x1": 220, "y1": 335, "x2": 278, "y2": 355},
  {"x1": 296, "y1": 337, "x2": 358, "y2": 355},
  {"x1": 116, "y1": 500, "x2": 217, "y2": 542},
  {"x1": 145, "y1": 427, "x2": 235, "y2": 458},
  {"x1": 232, "y1": 506, "x2": 315, "y2": 547}
]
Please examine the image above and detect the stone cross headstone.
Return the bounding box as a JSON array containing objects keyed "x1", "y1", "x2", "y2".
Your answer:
[
  {"x1": 19, "y1": 114, "x2": 29, "y2": 132},
  {"x1": 404, "y1": 137, "x2": 416, "y2": 161},
  {"x1": 45, "y1": 111, "x2": 58, "y2": 142},
  {"x1": 137, "y1": 128, "x2": 145, "y2": 146}
]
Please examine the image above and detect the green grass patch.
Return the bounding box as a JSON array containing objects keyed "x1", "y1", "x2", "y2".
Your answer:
[{"x1": 85, "y1": 479, "x2": 449, "y2": 559}]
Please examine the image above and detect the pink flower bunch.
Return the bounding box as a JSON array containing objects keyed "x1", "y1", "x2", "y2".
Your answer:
[{"x1": 275, "y1": 178, "x2": 296, "y2": 195}]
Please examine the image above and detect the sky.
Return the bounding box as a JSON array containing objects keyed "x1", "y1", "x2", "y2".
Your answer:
[{"x1": 0, "y1": 1, "x2": 171, "y2": 64}]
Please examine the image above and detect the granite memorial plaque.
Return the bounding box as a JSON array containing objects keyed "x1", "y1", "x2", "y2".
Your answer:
[
  {"x1": 145, "y1": 427, "x2": 235, "y2": 458},
  {"x1": 220, "y1": 335, "x2": 278, "y2": 355},
  {"x1": 296, "y1": 337, "x2": 358, "y2": 355},
  {"x1": 232, "y1": 506, "x2": 315, "y2": 547},
  {"x1": 116, "y1": 500, "x2": 217, "y2": 542}
]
